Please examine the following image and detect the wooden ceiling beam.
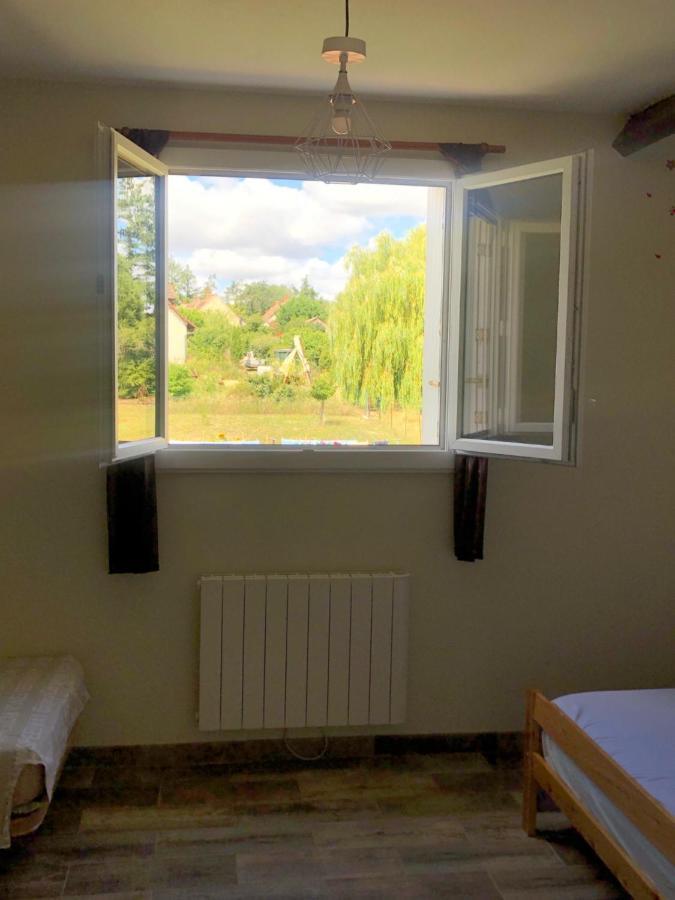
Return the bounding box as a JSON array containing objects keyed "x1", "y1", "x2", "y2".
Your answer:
[{"x1": 612, "y1": 94, "x2": 675, "y2": 156}]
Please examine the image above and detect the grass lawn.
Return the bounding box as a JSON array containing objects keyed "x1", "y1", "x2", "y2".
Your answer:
[{"x1": 118, "y1": 393, "x2": 423, "y2": 445}]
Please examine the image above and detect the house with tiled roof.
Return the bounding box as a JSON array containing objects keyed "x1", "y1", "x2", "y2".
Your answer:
[
  {"x1": 168, "y1": 301, "x2": 196, "y2": 364},
  {"x1": 306, "y1": 315, "x2": 328, "y2": 332},
  {"x1": 261, "y1": 295, "x2": 291, "y2": 327},
  {"x1": 187, "y1": 289, "x2": 244, "y2": 327}
]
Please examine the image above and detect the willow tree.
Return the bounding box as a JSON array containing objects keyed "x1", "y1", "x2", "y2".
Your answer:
[{"x1": 331, "y1": 226, "x2": 426, "y2": 412}]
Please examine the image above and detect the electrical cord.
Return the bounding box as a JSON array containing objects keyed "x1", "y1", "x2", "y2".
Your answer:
[
  {"x1": 345, "y1": 0, "x2": 350, "y2": 37},
  {"x1": 283, "y1": 729, "x2": 329, "y2": 761}
]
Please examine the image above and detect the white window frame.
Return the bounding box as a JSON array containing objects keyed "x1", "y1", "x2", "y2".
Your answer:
[
  {"x1": 447, "y1": 155, "x2": 585, "y2": 464},
  {"x1": 156, "y1": 144, "x2": 455, "y2": 472},
  {"x1": 100, "y1": 126, "x2": 169, "y2": 462},
  {"x1": 503, "y1": 220, "x2": 560, "y2": 436},
  {"x1": 99, "y1": 136, "x2": 587, "y2": 471}
]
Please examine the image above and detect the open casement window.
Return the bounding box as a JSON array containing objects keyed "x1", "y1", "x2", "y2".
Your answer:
[
  {"x1": 99, "y1": 132, "x2": 586, "y2": 471},
  {"x1": 448, "y1": 156, "x2": 584, "y2": 463},
  {"x1": 107, "y1": 129, "x2": 169, "y2": 461}
]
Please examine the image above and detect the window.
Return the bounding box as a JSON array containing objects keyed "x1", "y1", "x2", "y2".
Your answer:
[
  {"x1": 448, "y1": 157, "x2": 584, "y2": 462},
  {"x1": 101, "y1": 128, "x2": 586, "y2": 468},
  {"x1": 105, "y1": 130, "x2": 169, "y2": 459},
  {"x1": 163, "y1": 176, "x2": 445, "y2": 449}
]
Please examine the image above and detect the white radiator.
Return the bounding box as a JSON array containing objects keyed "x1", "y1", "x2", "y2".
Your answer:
[{"x1": 199, "y1": 573, "x2": 409, "y2": 731}]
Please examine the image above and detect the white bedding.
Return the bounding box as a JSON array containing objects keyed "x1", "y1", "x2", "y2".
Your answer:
[
  {"x1": 0, "y1": 656, "x2": 88, "y2": 848},
  {"x1": 543, "y1": 689, "x2": 675, "y2": 899}
]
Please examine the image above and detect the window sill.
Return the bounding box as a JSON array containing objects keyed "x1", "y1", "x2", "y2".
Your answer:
[{"x1": 155, "y1": 445, "x2": 454, "y2": 474}]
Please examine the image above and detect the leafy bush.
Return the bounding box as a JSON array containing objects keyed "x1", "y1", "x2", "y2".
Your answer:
[
  {"x1": 118, "y1": 357, "x2": 155, "y2": 399},
  {"x1": 248, "y1": 333, "x2": 277, "y2": 362},
  {"x1": 168, "y1": 363, "x2": 194, "y2": 398},
  {"x1": 247, "y1": 374, "x2": 297, "y2": 403},
  {"x1": 117, "y1": 314, "x2": 156, "y2": 398},
  {"x1": 188, "y1": 310, "x2": 250, "y2": 364},
  {"x1": 245, "y1": 314, "x2": 264, "y2": 333},
  {"x1": 248, "y1": 374, "x2": 276, "y2": 399},
  {"x1": 189, "y1": 311, "x2": 244, "y2": 363},
  {"x1": 273, "y1": 382, "x2": 297, "y2": 403},
  {"x1": 183, "y1": 308, "x2": 205, "y2": 328}
]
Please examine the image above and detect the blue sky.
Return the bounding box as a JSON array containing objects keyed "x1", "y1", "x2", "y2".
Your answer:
[{"x1": 168, "y1": 176, "x2": 428, "y2": 299}]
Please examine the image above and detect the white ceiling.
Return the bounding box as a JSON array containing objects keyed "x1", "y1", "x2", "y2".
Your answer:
[{"x1": 0, "y1": 0, "x2": 673, "y2": 114}]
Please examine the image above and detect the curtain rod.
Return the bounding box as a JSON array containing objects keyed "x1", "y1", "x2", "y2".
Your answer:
[{"x1": 168, "y1": 131, "x2": 506, "y2": 156}]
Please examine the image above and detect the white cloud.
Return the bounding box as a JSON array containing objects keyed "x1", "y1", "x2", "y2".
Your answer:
[
  {"x1": 168, "y1": 175, "x2": 427, "y2": 299},
  {"x1": 184, "y1": 247, "x2": 348, "y2": 300},
  {"x1": 301, "y1": 181, "x2": 428, "y2": 218}
]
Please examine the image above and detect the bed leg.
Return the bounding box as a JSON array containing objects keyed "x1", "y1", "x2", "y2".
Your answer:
[{"x1": 522, "y1": 688, "x2": 541, "y2": 836}]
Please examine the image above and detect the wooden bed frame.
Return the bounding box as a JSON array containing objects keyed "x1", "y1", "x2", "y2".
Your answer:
[{"x1": 523, "y1": 689, "x2": 675, "y2": 900}]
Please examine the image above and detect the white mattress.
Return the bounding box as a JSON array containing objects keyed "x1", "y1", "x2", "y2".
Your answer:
[
  {"x1": 0, "y1": 656, "x2": 89, "y2": 848},
  {"x1": 543, "y1": 689, "x2": 675, "y2": 899}
]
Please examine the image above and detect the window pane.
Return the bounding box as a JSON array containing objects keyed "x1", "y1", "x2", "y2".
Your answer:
[
  {"x1": 116, "y1": 157, "x2": 159, "y2": 443},
  {"x1": 459, "y1": 173, "x2": 562, "y2": 446},
  {"x1": 164, "y1": 176, "x2": 443, "y2": 447}
]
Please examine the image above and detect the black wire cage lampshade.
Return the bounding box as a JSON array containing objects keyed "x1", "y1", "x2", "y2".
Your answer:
[{"x1": 295, "y1": 3, "x2": 391, "y2": 182}]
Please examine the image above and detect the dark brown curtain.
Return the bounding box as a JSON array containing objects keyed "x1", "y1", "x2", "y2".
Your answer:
[
  {"x1": 119, "y1": 128, "x2": 170, "y2": 159},
  {"x1": 445, "y1": 139, "x2": 490, "y2": 559},
  {"x1": 439, "y1": 142, "x2": 491, "y2": 175},
  {"x1": 453, "y1": 455, "x2": 489, "y2": 562},
  {"x1": 107, "y1": 456, "x2": 159, "y2": 574}
]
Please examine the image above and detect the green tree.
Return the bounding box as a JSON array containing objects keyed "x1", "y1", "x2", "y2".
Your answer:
[
  {"x1": 296, "y1": 275, "x2": 321, "y2": 302},
  {"x1": 201, "y1": 274, "x2": 218, "y2": 296},
  {"x1": 310, "y1": 374, "x2": 336, "y2": 423},
  {"x1": 116, "y1": 177, "x2": 157, "y2": 398},
  {"x1": 299, "y1": 328, "x2": 331, "y2": 370},
  {"x1": 117, "y1": 178, "x2": 156, "y2": 302},
  {"x1": 189, "y1": 311, "x2": 247, "y2": 363},
  {"x1": 276, "y1": 294, "x2": 328, "y2": 327},
  {"x1": 331, "y1": 227, "x2": 426, "y2": 412},
  {"x1": 168, "y1": 258, "x2": 198, "y2": 303},
  {"x1": 226, "y1": 281, "x2": 292, "y2": 317},
  {"x1": 117, "y1": 253, "x2": 146, "y2": 326},
  {"x1": 117, "y1": 260, "x2": 156, "y2": 398},
  {"x1": 117, "y1": 250, "x2": 156, "y2": 399}
]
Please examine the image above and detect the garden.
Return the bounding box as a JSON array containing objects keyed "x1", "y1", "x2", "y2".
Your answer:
[{"x1": 116, "y1": 177, "x2": 427, "y2": 446}]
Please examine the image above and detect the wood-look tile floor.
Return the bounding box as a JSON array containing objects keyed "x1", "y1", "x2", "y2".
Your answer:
[{"x1": 0, "y1": 752, "x2": 628, "y2": 899}]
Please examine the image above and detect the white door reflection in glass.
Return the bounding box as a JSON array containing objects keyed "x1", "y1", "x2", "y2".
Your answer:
[{"x1": 459, "y1": 173, "x2": 563, "y2": 447}]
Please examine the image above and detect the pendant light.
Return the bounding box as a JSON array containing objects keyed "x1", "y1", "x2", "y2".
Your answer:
[{"x1": 295, "y1": 0, "x2": 391, "y2": 182}]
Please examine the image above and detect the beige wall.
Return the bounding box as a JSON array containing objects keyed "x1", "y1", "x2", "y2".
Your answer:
[
  {"x1": 168, "y1": 307, "x2": 188, "y2": 364},
  {"x1": 1, "y1": 80, "x2": 673, "y2": 747}
]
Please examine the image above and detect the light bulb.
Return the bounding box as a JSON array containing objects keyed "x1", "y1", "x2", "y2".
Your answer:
[
  {"x1": 331, "y1": 112, "x2": 352, "y2": 136},
  {"x1": 330, "y1": 82, "x2": 354, "y2": 137}
]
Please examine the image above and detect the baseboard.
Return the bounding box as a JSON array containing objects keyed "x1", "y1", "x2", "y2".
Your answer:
[{"x1": 66, "y1": 731, "x2": 523, "y2": 769}]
